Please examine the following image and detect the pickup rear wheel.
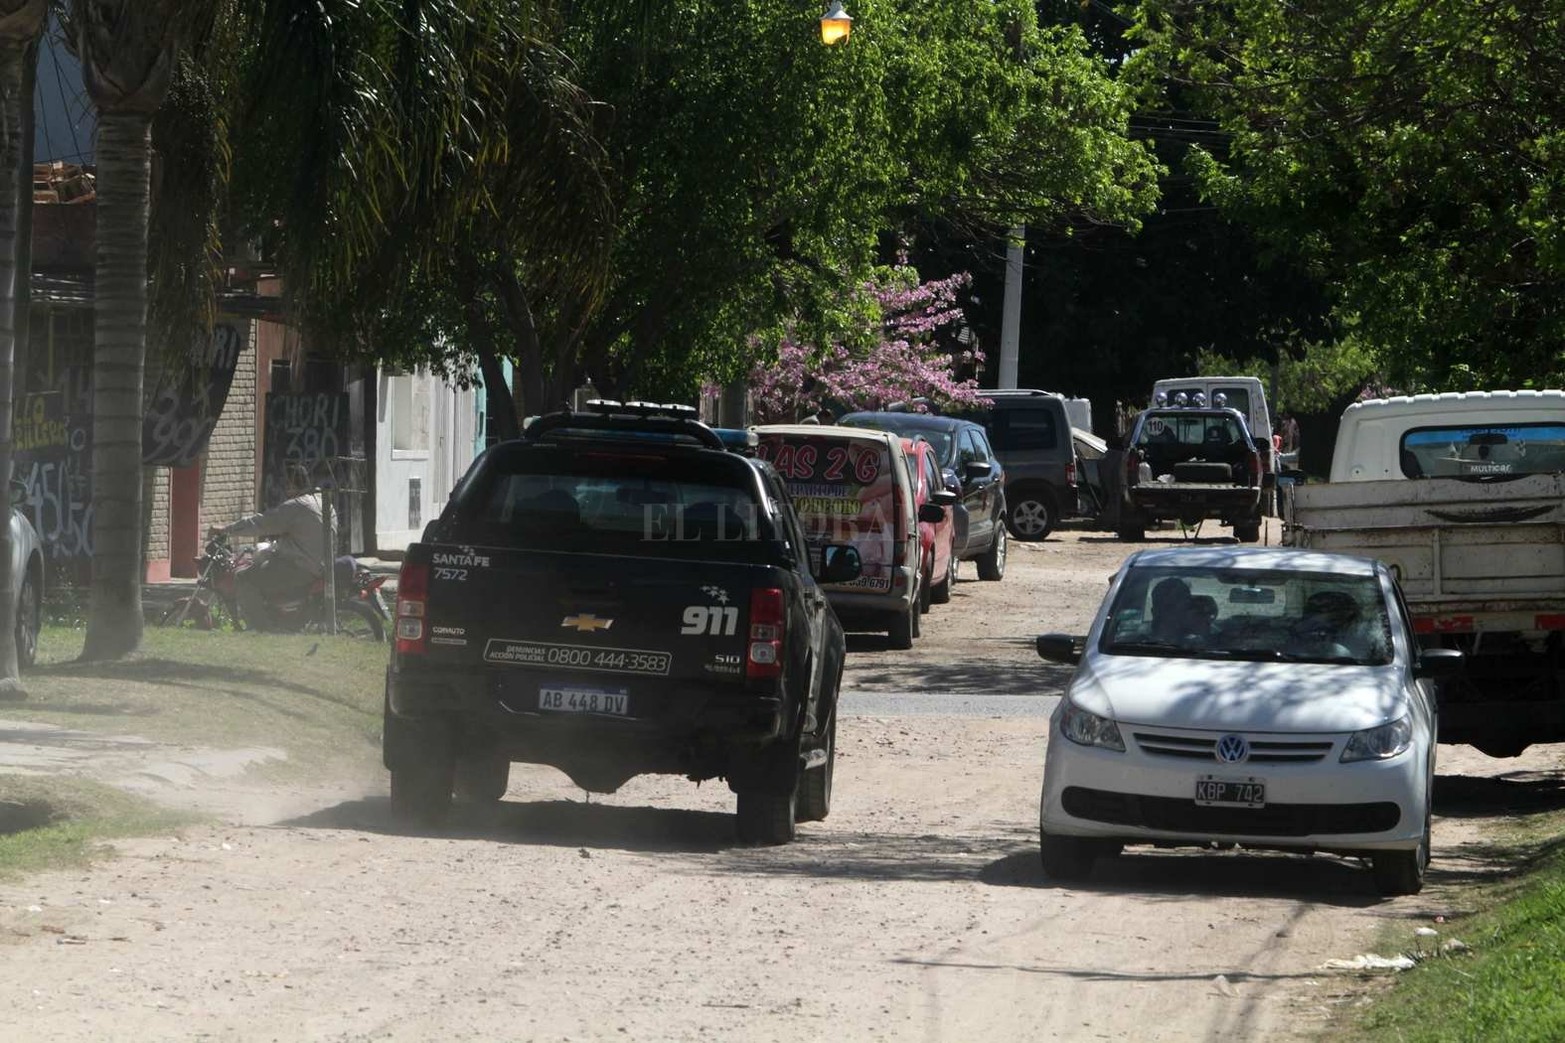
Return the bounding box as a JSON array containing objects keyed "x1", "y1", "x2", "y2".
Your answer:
[
  {"x1": 1234, "y1": 519, "x2": 1262, "y2": 544},
  {"x1": 454, "y1": 755, "x2": 510, "y2": 804},
  {"x1": 390, "y1": 757, "x2": 455, "y2": 826},
  {"x1": 737, "y1": 788, "x2": 797, "y2": 845}
]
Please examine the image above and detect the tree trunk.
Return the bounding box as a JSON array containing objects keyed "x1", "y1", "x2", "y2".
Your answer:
[
  {"x1": 0, "y1": 12, "x2": 42, "y2": 693},
  {"x1": 452, "y1": 248, "x2": 518, "y2": 441},
  {"x1": 82, "y1": 111, "x2": 154, "y2": 660}
]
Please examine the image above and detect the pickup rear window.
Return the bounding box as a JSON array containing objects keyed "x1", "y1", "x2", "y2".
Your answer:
[
  {"x1": 443, "y1": 448, "x2": 773, "y2": 560},
  {"x1": 1400, "y1": 424, "x2": 1565, "y2": 478},
  {"x1": 1136, "y1": 413, "x2": 1247, "y2": 450}
]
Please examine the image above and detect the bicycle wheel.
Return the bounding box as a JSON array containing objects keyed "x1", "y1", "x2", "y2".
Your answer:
[
  {"x1": 333, "y1": 601, "x2": 386, "y2": 641},
  {"x1": 159, "y1": 595, "x2": 214, "y2": 629}
]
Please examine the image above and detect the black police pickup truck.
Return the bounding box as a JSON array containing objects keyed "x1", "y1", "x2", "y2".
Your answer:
[
  {"x1": 1119, "y1": 405, "x2": 1266, "y2": 543},
  {"x1": 383, "y1": 404, "x2": 862, "y2": 844}
]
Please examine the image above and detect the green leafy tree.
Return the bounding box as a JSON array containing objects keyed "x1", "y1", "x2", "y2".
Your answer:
[
  {"x1": 230, "y1": 0, "x2": 612, "y2": 433},
  {"x1": 1132, "y1": 0, "x2": 1565, "y2": 389},
  {"x1": 512, "y1": 0, "x2": 1159, "y2": 402}
]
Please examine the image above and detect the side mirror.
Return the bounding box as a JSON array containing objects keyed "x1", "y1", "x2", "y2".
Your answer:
[
  {"x1": 917, "y1": 503, "x2": 946, "y2": 524},
  {"x1": 1280, "y1": 468, "x2": 1308, "y2": 482},
  {"x1": 941, "y1": 469, "x2": 961, "y2": 494},
  {"x1": 8, "y1": 478, "x2": 25, "y2": 507},
  {"x1": 819, "y1": 544, "x2": 862, "y2": 584},
  {"x1": 930, "y1": 490, "x2": 957, "y2": 508},
  {"x1": 1035, "y1": 633, "x2": 1084, "y2": 665},
  {"x1": 1414, "y1": 647, "x2": 1464, "y2": 680},
  {"x1": 963, "y1": 460, "x2": 993, "y2": 482}
]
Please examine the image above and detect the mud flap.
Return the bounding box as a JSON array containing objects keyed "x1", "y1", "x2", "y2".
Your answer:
[
  {"x1": 726, "y1": 736, "x2": 802, "y2": 796},
  {"x1": 382, "y1": 693, "x2": 454, "y2": 772}
]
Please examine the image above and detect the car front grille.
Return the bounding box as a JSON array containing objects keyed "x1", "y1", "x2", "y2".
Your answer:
[
  {"x1": 1132, "y1": 731, "x2": 1335, "y2": 764},
  {"x1": 1060, "y1": 786, "x2": 1400, "y2": 837}
]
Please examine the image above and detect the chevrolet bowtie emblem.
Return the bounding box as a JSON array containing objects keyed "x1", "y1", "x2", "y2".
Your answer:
[{"x1": 561, "y1": 614, "x2": 613, "y2": 633}]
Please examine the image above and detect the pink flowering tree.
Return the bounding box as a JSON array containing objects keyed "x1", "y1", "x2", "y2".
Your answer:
[{"x1": 745, "y1": 269, "x2": 988, "y2": 423}]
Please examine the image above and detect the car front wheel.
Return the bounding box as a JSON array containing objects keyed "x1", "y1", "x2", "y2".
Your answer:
[
  {"x1": 15, "y1": 572, "x2": 38, "y2": 670},
  {"x1": 977, "y1": 526, "x2": 1006, "y2": 581},
  {"x1": 1040, "y1": 832, "x2": 1100, "y2": 882},
  {"x1": 1371, "y1": 808, "x2": 1430, "y2": 896}
]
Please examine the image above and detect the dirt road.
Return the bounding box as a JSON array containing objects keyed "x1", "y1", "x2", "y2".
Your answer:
[{"x1": 2, "y1": 524, "x2": 1557, "y2": 1042}]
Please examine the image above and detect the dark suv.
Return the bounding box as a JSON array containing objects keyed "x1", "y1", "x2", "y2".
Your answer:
[
  {"x1": 945, "y1": 390, "x2": 1080, "y2": 541},
  {"x1": 837, "y1": 411, "x2": 1008, "y2": 580}
]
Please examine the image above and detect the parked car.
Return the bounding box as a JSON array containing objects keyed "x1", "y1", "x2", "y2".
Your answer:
[
  {"x1": 1034, "y1": 546, "x2": 1461, "y2": 895},
  {"x1": 1119, "y1": 404, "x2": 1266, "y2": 543},
  {"x1": 836, "y1": 411, "x2": 1007, "y2": 576},
  {"x1": 753, "y1": 425, "x2": 931, "y2": 648},
  {"x1": 899, "y1": 437, "x2": 958, "y2": 608},
  {"x1": 946, "y1": 389, "x2": 1081, "y2": 541},
  {"x1": 7, "y1": 495, "x2": 42, "y2": 670},
  {"x1": 385, "y1": 404, "x2": 861, "y2": 844}
]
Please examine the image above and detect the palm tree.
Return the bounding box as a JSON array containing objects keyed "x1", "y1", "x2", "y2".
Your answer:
[
  {"x1": 0, "y1": 0, "x2": 46, "y2": 691},
  {"x1": 230, "y1": 0, "x2": 611, "y2": 426},
  {"x1": 73, "y1": 0, "x2": 195, "y2": 660}
]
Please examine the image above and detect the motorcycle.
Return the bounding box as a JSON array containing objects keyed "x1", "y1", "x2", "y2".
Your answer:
[{"x1": 159, "y1": 532, "x2": 389, "y2": 640}]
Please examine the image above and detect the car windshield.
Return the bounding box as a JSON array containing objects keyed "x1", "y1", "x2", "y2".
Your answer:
[
  {"x1": 840, "y1": 417, "x2": 953, "y2": 462},
  {"x1": 1100, "y1": 565, "x2": 1395, "y2": 666}
]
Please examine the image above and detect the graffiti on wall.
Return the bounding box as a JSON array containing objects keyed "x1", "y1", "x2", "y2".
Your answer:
[
  {"x1": 13, "y1": 391, "x2": 94, "y2": 560},
  {"x1": 17, "y1": 308, "x2": 95, "y2": 561},
  {"x1": 262, "y1": 392, "x2": 350, "y2": 508},
  {"x1": 142, "y1": 323, "x2": 244, "y2": 467}
]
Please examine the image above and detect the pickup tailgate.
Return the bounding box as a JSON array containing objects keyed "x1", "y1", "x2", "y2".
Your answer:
[
  {"x1": 1289, "y1": 473, "x2": 1565, "y2": 617},
  {"x1": 408, "y1": 543, "x2": 769, "y2": 705}
]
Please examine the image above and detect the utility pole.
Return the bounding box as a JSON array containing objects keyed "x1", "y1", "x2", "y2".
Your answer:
[{"x1": 998, "y1": 225, "x2": 1024, "y2": 389}]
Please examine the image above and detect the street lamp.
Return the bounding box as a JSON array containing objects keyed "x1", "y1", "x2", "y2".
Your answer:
[{"x1": 820, "y1": 2, "x2": 852, "y2": 45}]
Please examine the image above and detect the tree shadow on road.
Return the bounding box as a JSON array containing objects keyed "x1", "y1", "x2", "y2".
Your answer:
[
  {"x1": 282, "y1": 795, "x2": 742, "y2": 853},
  {"x1": 1433, "y1": 769, "x2": 1565, "y2": 819},
  {"x1": 32, "y1": 657, "x2": 328, "y2": 700},
  {"x1": 844, "y1": 654, "x2": 1072, "y2": 695}
]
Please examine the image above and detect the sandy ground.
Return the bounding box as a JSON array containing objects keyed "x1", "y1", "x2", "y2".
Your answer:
[{"x1": 2, "y1": 520, "x2": 1561, "y2": 1042}]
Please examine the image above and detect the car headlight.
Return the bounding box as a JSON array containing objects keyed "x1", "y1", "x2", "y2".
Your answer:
[
  {"x1": 1058, "y1": 699, "x2": 1125, "y2": 752},
  {"x1": 1341, "y1": 716, "x2": 1413, "y2": 762}
]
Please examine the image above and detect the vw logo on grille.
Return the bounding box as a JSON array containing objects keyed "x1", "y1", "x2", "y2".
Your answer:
[{"x1": 1215, "y1": 734, "x2": 1250, "y2": 764}]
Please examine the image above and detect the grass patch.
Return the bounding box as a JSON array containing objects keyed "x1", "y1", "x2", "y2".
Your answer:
[
  {"x1": 10, "y1": 624, "x2": 390, "y2": 781},
  {"x1": 0, "y1": 776, "x2": 194, "y2": 880},
  {"x1": 1347, "y1": 832, "x2": 1565, "y2": 1042}
]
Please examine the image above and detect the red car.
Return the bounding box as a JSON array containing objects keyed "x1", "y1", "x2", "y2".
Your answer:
[{"x1": 902, "y1": 437, "x2": 958, "y2": 610}]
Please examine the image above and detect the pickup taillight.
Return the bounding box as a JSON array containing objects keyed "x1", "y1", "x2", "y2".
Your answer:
[
  {"x1": 1066, "y1": 460, "x2": 1077, "y2": 487},
  {"x1": 395, "y1": 561, "x2": 429, "y2": 655},
  {"x1": 1125, "y1": 450, "x2": 1141, "y2": 487},
  {"x1": 1246, "y1": 449, "x2": 1262, "y2": 486},
  {"x1": 747, "y1": 587, "x2": 786, "y2": 680}
]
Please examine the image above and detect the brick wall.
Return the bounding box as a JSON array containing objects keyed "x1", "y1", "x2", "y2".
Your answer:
[
  {"x1": 200, "y1": 318, "x2": 258, "y2": 528},
  {"x1": 146, "y1": 466, "x2": 170, "y2": 559}
]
